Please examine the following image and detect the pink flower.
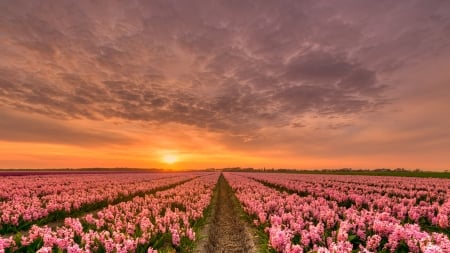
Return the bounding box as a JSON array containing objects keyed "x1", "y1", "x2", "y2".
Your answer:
[
  {"x1": 36, "y1": 247, "x2": 52, "y2": 253},
  {"x1": 170, "y1": 229, "x2": 180, "y2": 246},
  {"x1": 269, "y1": 226, "x2": 292, "y2": 251},
  {"x1": 423, "y1": 243, "x2": 443, "y2": 253},
  {"x1": 366, "y1": 235, "x2": 382, "y2": 251},
  {"x1": 147, "y1": 247, "x2": 158, "y2": 253},
  {"x1": 67, "y1": 244, "x2": 83, "y2": 253},
  {"x1": 186, "y1": 228, "x2": 195, "y2": 241}
]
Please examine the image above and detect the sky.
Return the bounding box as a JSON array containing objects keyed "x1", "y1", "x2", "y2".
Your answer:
[{"x1": 1, "y1": 0, "x2": 450, "y2": 170}]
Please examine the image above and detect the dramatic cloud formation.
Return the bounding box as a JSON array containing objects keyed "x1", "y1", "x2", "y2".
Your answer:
[
  {"x1": 0, "y1": 110, "x2": 132, "y2": 146},
  {"x1": 1, "y1": 0, "x2": 450, "y2": 169}
]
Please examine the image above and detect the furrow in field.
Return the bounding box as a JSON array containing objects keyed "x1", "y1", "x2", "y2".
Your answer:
[{"x1": 205, "y1": 175, "x2": 256, "y2": 253}]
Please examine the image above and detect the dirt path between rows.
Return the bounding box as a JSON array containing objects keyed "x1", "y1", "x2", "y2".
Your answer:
[{"x1": 197, "y1": 175, "x2": 256, "y2": 253}]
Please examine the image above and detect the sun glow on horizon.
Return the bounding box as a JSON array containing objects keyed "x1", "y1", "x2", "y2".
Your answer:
[{"x1": 161, "y1": 154, "x2": 178, "y2": 164}]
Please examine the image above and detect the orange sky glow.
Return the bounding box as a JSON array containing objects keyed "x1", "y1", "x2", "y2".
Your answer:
[{"x1": 1, "y1": 1, "x2": 450, "y2": 171}]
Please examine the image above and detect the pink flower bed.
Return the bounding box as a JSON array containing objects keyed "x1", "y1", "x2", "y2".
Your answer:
[
  {"x1": 0, "y1": 173, "x2": 198, "y2": 231},
  {"x1": 0, "y1": 173, "x2": 219, "y2": 252},
  {"x1": 225, "y1": 172, "x2": 450, "y2": 253}
]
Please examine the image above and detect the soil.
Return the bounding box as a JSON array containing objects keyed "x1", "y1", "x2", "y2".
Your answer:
[{"x1": 196, "y1": 175, "x2": 256, "y2": 253}]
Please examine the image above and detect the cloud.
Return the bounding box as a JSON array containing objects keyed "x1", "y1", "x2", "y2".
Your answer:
[
  {"x1": 283, "y1": 50, "x2": 354, "y2": 83},
  {"x1": 0, "y1": 110, "x2": 133, "y2": 146},
  {"x1": 0, "y1": 0, "x2": 449, "y2": 138}
]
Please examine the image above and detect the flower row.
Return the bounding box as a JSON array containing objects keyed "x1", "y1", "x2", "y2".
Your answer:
[
  {"x1": 0, "y1": 173, "x2": 219, "y2": 252},
  {"x1": 224, "y1": 172, "x2": 450, "y2": 253},
  {"x1": 0, "y1": 173, "x2": 199, "y2": 232},
  {"x1": 244, "y1": 173, "x2": 450, "y2": 229}
]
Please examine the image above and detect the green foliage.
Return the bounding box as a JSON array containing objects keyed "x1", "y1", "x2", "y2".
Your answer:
[
  {"x1": 292, "y1": 234, "x2": 301, "y2": 244},
  {"x1": 28, "y1": 238, "x2": 43, "y2": 252},
  {"x1": 348, "y1": 233, "x2": 364, "y2": 250},
  {"x1": 151, "y1": 232, "x2": 172, "y2": 249},
  {"x1": 397, "y1": 241, "x2": 410, "y2": 253},
  {"x1": 170, "y1": 202, "x2": 186, "y2": 212},
  {"x1": 179, "y1": 236, "x2": 194, "y2": 253},
  {"x1": 338, "y1": 199, "x2": 355, "y2": 208}
]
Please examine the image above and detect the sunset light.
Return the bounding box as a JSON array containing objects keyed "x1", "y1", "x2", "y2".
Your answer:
[
  {"x1": 1, "y1": 1, "x2": 450, "y2": 252},
  {"x1": 161, "y1": 154, "x2": 178, "y2": 165},
  {"x1": 0, "y1": 2, "x2": 449, "y2": 170}
]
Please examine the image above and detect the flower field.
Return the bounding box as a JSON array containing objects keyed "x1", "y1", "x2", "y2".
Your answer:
[
  {"x1": 0, "y1": 172, "x2": 217, "y2": 252},
  {"x1": 224, "y1": 172, "x2": 450, "y2": 253},
  {"x1": 1, "y1": 171, "x2": 449, "y2": 253},
  {"x1": 0, "y1": 173, "x2": 200, "y2": 234}
]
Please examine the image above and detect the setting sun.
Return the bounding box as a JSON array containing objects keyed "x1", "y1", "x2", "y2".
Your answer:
[{"x1": 161, "y1": 154, "x2": 178, "y2": 164}]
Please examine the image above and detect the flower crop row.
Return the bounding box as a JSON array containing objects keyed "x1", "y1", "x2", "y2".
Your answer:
[
  {"x1": 244, "y1": 173, "x2": 450, "y2": 230},
  {"x1": 224, "y1": 173, "x2": 450, "y2": 253},
  {"x1": 0, "y1": 173, "x2": 199, "y2": 234},
  {"x1": 0, "y1": 173, "x2": 219, "y2": 253}
]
